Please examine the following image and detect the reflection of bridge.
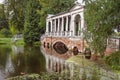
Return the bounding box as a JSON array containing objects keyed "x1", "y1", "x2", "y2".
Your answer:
[
  {"x1": 41, "y1": 46, "x2": 72, "y2": 73},
  {"x1": 41, "y1": 46, "x2": 120, "y2": 80},
  {"x1": 41, "y1": 46, "x2": 77, "y2": 78}
]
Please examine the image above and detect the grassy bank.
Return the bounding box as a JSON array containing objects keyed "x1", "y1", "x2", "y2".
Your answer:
[
  {"x1": 0, "y1": 38, "x2": 41, "y2": 46},
  {"x1": 12, "y1": 38, "x2": 24, "y2": 45},
  {"x1": 0, "y1": 38, "x2": 12, "y2": 44},
  {"x1": 66, "y1": 55, "x2": 112, "y2": 70},
  {"x1": 0, "y1": 38, "x2": 24, "y2": 45}
]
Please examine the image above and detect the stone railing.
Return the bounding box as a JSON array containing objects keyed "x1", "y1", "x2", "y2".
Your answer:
[
  {"x1": 40, "y1": 34, "x2": 46, "y2": 41},
  {"x1": 45, "y1": 31, "x2": 82, "y2": 38},
  {"x1": 107, "y1": 36, "x2": 120, "y2": 51}
]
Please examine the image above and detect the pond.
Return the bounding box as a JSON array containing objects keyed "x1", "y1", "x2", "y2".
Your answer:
[
  {"x1": 0, "y1": 45, "x2": 71, "y2": 80},
  {"x1": 0, "y1": 44, "x2": 118, "y2": 80},
  {"x1": 0, "y1": 45, "x2": 47, "y2": 79}
]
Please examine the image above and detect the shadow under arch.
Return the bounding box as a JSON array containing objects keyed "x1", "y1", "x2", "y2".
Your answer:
[{"x1": 53, "y1": 41, "x2": 68, "y2": 54}]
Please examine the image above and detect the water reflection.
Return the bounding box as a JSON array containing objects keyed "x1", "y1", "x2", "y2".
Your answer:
[
  {"x1": 41, "y1": 46, "x2": 94, "y2": 79},
  {"x1": 41, "y1": 46, "x2": 72, "y2": 73},
  {"x1": 0, "y1": 45, "x2": 46, "y2": 79}
]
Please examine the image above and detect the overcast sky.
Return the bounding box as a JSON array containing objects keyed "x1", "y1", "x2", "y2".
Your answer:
[{"x1": 0, "y1": 0, "x2": 4, "y2": 4}]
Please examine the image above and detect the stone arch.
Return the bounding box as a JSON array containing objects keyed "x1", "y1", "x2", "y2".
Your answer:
[
  {"x1": 52, "y1": 39, "x2": 67, "y2": 47},
  {"x1": 53, "y1": 41, "x2": 68, "y2": 54},
  {"x1": 48, "y1": 22, "x2": 51, "y2": 32},
  {"x1": 74, "y1": 14, "x2": 81, "y2": 36}
]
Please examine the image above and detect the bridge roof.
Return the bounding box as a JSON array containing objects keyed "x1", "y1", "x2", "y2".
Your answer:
[{"x1": 47, "y1": 2, "x2": 84, "y2": 19}]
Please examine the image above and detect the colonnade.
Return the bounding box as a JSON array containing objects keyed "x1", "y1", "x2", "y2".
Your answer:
[{"x1": 45, "y1": 12, "x2": 84, "y2": 38}]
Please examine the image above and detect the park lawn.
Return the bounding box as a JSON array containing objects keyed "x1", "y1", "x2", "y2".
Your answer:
[
  {"x1": 0, "y1": 38, "x2": 12, "y2": 44},
  {"x1": 66, "y1": 54, "x2": 112, "y2": 69},
  {"x1": 0, "y1": 38, "x2": 24, "y2": 45},
  {"x1": 66, "y1": 55, "x2": 96, "y2": 68}
]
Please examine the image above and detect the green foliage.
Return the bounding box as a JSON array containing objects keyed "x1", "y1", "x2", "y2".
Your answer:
[
  {"x1": 5, "y1": 0, "x2": 26, "y2": 33},
  {"x1": 24, "y1": 0, "x2": 41, "y2": 45},
  {"x1": 38, "y1": 0, "x2": 74, "y2": 34},
  {"x1": 0, "y1": 28, "x2": 11, "y2": 37},
  {"x1": 84, "y1": 0, "x2": 120, "y2": 55},
  {"x1": 33, "y1": 41, "x2": 41, "y2": 46},
  {"x1": 13, "y1": 38, "x2": 24, "y2": 45},
  {"x1": 9, "y1": 23, "x2": 18, "y2": 35},
  {"x1": 0, "y1": 4, "x2": 8, "y2": 29},
  {"x1": 90, "y1": 68, "x2": 100, "y2": 80},
  {"x1": 105, "y1": 51, "x2": 120, "y2": 71}
]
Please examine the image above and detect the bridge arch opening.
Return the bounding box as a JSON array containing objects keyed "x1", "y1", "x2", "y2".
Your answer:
[
  {"x1": 74, "y1": 14, "x2": 81, "y2": 36},
  {"x1": 53, "y1": 41, "x2": 68, "y2": 54}
]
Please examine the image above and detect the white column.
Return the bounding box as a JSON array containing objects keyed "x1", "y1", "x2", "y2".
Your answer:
[
  {"x1": 46, "y1": 21, "x2": 49, "y2": 35},
  {"x1": 54, "y1": 19, "x2": 56, "y2": 36},
  {"x1": 57, "y1": 18, "x2": 60, "y2": 36},
  {"x1": 66, "y1": 16, "x2": 68, "y2": 36},
  {"x1": 61, "y1": 17, "x2": 64, "y2": 36},
  {"x1": 70, "y1": 15, "x2": 75, "y2": 37},
  {"x1": 51, "y1": 20, "x2": 52, "y2": 32}
]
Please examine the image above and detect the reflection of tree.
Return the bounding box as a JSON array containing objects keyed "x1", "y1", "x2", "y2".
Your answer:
[
  {"x1": 10, "y1": 45, "x2": 46, "y2": 76},
  {"x1": 0, "y1": 45, "x2": 11, "y2": 67},
  {"x1": 10, "y1": 47, "x2": 26, "y2": 76},
  {"x1": 24, "y1": 46, "x2": 46, "y2": 73}
]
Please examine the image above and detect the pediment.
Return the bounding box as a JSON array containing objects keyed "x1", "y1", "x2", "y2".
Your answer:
[
  {"x1": 69, "y1": 4, "x2": 83, "y2": 11},
  {"x1": 47, "y1": 14, "x2": 54, "y2": 18}
]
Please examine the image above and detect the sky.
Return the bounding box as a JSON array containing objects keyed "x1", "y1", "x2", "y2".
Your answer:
[{"x1": 0, "y1": 0, "x2": 4, "y2": 4}]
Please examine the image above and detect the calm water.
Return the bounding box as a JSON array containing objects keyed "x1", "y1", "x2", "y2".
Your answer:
[
  {"x1": 0, "y1": 45, "x2": 71, "y2": 80},
  {"x1": 0, "y1": 45, "x2": 46, "y2": 79},
  {"x1": 0, "y1": 45, "x2": 115, "y2": 80}
]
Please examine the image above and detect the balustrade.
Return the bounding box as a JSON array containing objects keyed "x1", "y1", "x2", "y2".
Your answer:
[{"x1": 45, "y1": 30, "x2": 83, "y2": 38}]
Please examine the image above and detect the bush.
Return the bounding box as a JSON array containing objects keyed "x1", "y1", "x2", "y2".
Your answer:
[
  {"x1": 0, "y1": 28, "x2": 11, "y2": 37},
  {"x1": 105, "y1": 51, "x2": 120, "y2": 71}
]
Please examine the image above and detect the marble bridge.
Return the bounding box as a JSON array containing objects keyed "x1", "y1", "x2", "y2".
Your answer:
[{"x1": 41, "y1": 1, "x2": 86, "y2": 52}]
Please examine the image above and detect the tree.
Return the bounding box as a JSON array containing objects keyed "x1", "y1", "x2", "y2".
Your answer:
[
  {"x1": 84, "y1": 0, "x2": 120, "y2": 55},
  {"x1": 4, "y1": 0, "x2": 26, "y2": 34},
  {"x1": 24, "y1": 0, "x2": 41, "y2": 45},
  {"x1": 38, "y1": 0, "x2": 74, "y2": 34},
  {"x1": 0, "y1": 4, "x2": 8, "y2": 29}
]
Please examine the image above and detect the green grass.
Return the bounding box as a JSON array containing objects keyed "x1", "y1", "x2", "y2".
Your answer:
[
  {"x1": 33, "y1": 41, "x2": 41, "y2": 46},
  {"x1": 13, "y1": 38, "x2": 24, "y2": 45},
  {"x1": 0, "y1": 38, "x2": 41, "y2": 46},
  {"x1": 66, "y1": 55, "x2": 96, "y2": 67},
  {"x1": 0, "y1": 38, "x2": 24, "y2": 45},
  {"x1": 0, "y1": 38, "x2": 12, "y2": 44},
  {"x1": 66, "y1": 55, "x2": 116, "y2": 71}
]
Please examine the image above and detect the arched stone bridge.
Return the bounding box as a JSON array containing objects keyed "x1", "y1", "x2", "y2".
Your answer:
[{"x1": 41, "y1": 36, "x2": 85, "y2": 52}]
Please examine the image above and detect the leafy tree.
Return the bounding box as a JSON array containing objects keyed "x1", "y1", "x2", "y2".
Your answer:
[
  {"x1": 38, "y1": 0, "x2": 74, "y2": 34},
  {"x1": 105, "y1": 51, "x2": 120, "y2": 71},
  {"x1": 0, "y1": 4, "x2": 8, "y2": 29},
  {"x1": 4, "y1": 0, "x2": 26, "y2": 34},
  {"x1": 24, "y1": 0, "x2": 41, "y2": 45},
  {"x1": 0, "y1": 28, "x2": 11, "y2": 37},
  {"x1": 84, "y1": 0, "x2": 120, "y2": 55}
]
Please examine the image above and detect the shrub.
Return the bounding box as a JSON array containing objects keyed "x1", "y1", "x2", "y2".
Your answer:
[
  {"x1": 0, "y1": 28, "x2": 11, "y2": 37},
  {"x1": 105, "y1": 51, "x2": 120, "y2": 71}
]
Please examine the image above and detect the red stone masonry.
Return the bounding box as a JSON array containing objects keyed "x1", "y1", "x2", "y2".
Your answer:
[{"x1": 41, "y1": 37, "x2": 86, "y2": 52}]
